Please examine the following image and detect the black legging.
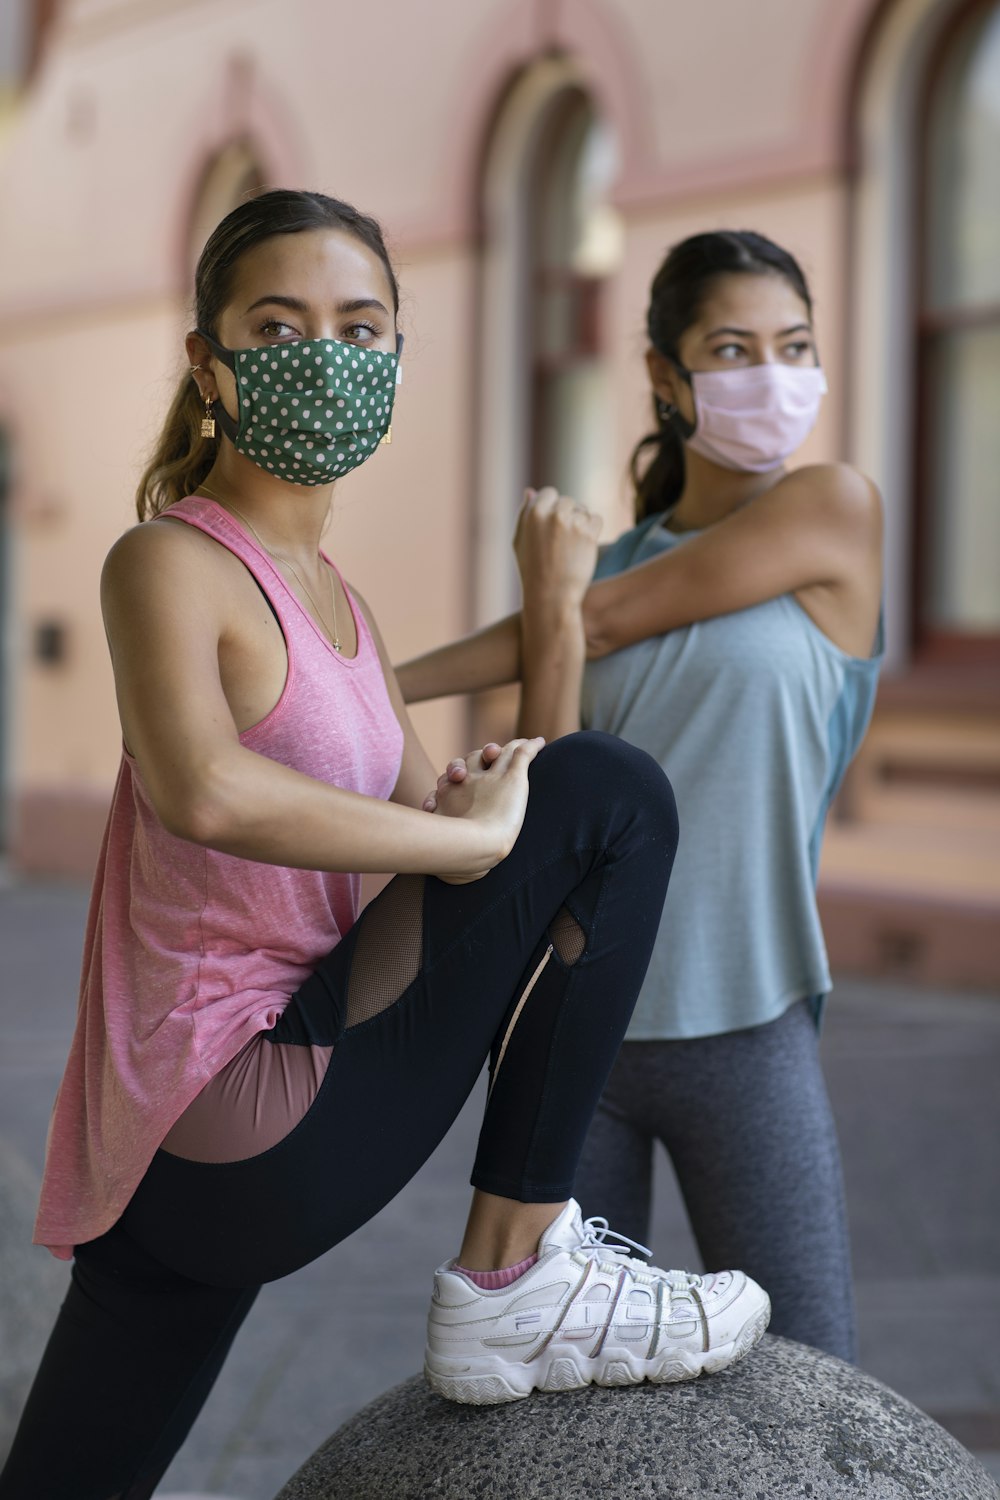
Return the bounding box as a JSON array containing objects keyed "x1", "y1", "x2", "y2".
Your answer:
[{"x1": 0, "y1": 733, "x2": 677, "y2": 1500}]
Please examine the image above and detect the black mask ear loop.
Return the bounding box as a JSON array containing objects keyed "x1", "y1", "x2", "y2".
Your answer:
[
  {"x1": 655, "y1": 349, "x2": 696, "y2": 440},
  {"x1": 194, "y1": 330, "x2": 240, "y2": 444}
]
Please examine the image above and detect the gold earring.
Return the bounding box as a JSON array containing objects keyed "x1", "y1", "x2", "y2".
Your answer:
[
  {"x1": 201, "y1": 395, "x2": 216, "y2": 440},
  {"x1": 380, "y1": 425, "x2": 392, "y2": 446}
]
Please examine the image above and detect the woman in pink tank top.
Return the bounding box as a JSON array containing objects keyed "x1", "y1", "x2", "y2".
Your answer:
[{"x1": 1, "y1": 190, "x2": 768, "y2": 1500}]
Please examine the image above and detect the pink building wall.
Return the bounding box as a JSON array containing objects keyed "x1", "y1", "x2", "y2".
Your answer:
[{"x1": 0, "y1": 0, "x2": 932, "y2": 879}]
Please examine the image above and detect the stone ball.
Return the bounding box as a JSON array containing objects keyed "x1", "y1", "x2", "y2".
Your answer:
[{"x1": 275, "y1": 1336, "x2": 999, "y2": 1499}]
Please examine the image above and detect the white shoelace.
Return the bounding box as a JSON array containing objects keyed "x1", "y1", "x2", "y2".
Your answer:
[{"x1": 579, "y1": 1216, "x2": 703, "y2": 1290}]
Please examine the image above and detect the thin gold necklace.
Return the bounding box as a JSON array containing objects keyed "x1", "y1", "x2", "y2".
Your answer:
[{"x1": 197, "y1": 482, "x2": 342, "y2": 651}]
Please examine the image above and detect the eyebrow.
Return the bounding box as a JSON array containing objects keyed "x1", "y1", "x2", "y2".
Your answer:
[
  {"x1": 703, "y1": 323, "x2": 813, "y2": 339},
  {"x1": 243, "y1": 294, "x2": 391, "y2": 317}
]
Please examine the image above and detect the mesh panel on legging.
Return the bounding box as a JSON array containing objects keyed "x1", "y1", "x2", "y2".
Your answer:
[
  {"x1": 549, "y1": 905, "x2": 586, "y2": 965},
  {"x1": 488, "y1": 907, "x2": 586, "y2": 1098},
  {"x1": 344, "y1": 875, "x2": 425, "y2": 1028}
]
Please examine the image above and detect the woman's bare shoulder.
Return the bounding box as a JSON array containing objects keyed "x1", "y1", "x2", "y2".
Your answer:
[
  {"x1": 101, "y1": 516, "x2": 237, "y2": 623},
  {"x1": 774, "y1": 462, "x2": 883, "y2": 548},
  {"x1": 783, "y1": 461, "x2": 882, "y2": 513}
]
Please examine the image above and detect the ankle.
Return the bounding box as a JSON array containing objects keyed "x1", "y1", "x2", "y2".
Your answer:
[
  {"x1": 457, "y1": 1197, "x2": 567, "y2": 1271},
  {"x1": 455, "y1": 1254, "x2": 538, "y2": 1290}
]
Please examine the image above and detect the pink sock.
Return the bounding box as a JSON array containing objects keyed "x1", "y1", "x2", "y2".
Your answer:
[{"x1": 455, "y1": 1253, "x2": 538, "y2": 1290}]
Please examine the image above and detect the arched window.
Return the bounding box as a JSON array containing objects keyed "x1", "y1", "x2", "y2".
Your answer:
[
  {"x1": 473, "y1": 61, "x2": 622, "y2": 627},
  {"x1": 527, "y1": 89, "x2": 622, "y2": 510},
  {"x1": 916, "y1": 0, "x2": 1000, "y2": 663},
  {"x1": 186, "y1": 140, "x2": 266, "y2": 281}
]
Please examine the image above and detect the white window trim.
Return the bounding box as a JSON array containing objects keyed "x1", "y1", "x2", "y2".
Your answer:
[
  {"x1": 472, "y1": 55, "x2": 589, "y2": 628},
  {"x1": 849, "y1": 0, "x2": 966, "y2": 672}
]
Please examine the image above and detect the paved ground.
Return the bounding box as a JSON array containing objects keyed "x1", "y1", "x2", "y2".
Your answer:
[{"x1": 1, "y1": 879, "x2": 998, "y2": 1497}]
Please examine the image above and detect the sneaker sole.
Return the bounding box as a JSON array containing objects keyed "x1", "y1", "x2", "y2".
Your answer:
[{"x1": 425, "y1": 1299, "x2": 770, "y2": 1405}]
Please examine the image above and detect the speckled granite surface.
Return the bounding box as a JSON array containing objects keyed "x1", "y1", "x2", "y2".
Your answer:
[{"x1": 275, "y1": 1336, "x2": 1000, "y2": 1500}]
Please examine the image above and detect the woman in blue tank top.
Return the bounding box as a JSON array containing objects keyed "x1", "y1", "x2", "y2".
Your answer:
[{"x1": 398, "y1": 231, "x2": 883, "y2": 1361}]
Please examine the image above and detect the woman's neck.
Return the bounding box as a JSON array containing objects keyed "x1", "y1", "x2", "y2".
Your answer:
[
  {"x1": 199, "y1": 453, "x2": 334, "y2": 559},
  {"x1": 667, "y1": 451, "x2": 782, "y2": 532}
]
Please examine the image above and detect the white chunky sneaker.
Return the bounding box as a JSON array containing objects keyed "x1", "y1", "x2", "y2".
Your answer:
[{"x1": 424, "y1": 1200, "x2": 770, "y2": 1405}]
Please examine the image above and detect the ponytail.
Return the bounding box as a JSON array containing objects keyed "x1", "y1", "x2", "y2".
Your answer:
[
  {"x1": 135, "y1": 374, "x2": 217, "y2": 520},
  {"x1": 629, "y1": 397, "x2": 686, "y2": 524}
]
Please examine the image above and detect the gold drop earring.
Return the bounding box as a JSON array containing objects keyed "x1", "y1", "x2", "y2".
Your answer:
[
  {"x1": 380, "y1": 425, "x2": 392, "y2": 446},
  {"x1": 190, "y1": 364, "x2": 216, "y2": 439}
]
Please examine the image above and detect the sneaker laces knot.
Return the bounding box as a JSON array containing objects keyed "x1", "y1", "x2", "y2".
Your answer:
[
  {"x1": 579, "y1": 1216, "x2": 703, "y2": 1290},
  {"x1": 580, "y1": 1216, "x2": 652, "y2": 1262}
]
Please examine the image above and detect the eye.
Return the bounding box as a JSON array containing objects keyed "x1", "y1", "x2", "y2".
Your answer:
[
  {"x1": 710, "y1": 342, "x2": 747, "y2": 361},
  {"x1": 341, "y1": 321, "x2": 380, "y2": 345},
  {"x1": 782, "y1": 339, "x2": 816, "y2": 361},
  {"x1": 258, "y1": 319, "x2": 300, "y2": 340}
]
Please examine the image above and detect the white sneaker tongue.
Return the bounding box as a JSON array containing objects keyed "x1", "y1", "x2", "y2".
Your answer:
[{"x1": 538, "y1": 1199, "x2": 585, "y2": 1254}]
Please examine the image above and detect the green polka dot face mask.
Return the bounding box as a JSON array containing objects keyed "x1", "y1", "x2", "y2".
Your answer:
[{"x1": 198, "y1": 331, "x2": 402, "y2": 486}]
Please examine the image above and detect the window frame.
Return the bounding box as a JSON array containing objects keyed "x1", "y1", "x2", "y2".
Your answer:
[{"x1": 911, "y1": 0, "x2": 1000, "y2": 673}]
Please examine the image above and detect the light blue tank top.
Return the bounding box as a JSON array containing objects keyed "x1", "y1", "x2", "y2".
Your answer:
[{"x1": 581, "y1": 511, "x2": 883, "y2": 1039}]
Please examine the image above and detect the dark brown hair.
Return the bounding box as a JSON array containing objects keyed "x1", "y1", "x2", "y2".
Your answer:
[
  {"x1": 631, "y1": 230, "x2": 814, "y2": 522},
  {"x1": 135, "y1": 190, "x2": 399, "y2": 519}
]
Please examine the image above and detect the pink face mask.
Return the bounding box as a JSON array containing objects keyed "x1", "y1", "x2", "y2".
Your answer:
[{"x1": 680, "y1": 363, "x2": 827, "y2": 473}]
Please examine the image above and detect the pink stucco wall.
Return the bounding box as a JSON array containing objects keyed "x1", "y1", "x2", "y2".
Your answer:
[{"x1": 0, "y1": 0, "x2": 888, "y2": 877}]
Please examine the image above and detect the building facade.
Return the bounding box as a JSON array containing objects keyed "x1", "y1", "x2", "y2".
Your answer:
[{"x1": 0, "y1": 0, "x2": 997, "y2": 983}]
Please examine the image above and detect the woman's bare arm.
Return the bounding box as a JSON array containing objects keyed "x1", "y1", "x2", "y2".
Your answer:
[
  {"x1": 514, "y1": 489, "x2": 601, "y2": 741},
  {"x1": 396, "y1": 463, "x2": 882, "y2": 708},
  {"x1": 582, "y1": 464, "x2": 883, "y2": 659},
  {"x1": 102, "y1": 523, "x2": 538, "y2": 883},
  {"x1": 395, "y1": 614, "x2": 521, "y2": 704}
]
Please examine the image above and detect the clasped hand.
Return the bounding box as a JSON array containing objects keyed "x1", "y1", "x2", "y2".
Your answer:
[{"x1": 422, "y1": 738, "x2": 545, "y2": 885}]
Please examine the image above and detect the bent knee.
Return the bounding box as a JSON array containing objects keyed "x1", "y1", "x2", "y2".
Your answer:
[{"x1": 531, "y1": 731, "x2": 677, "y2": 846}]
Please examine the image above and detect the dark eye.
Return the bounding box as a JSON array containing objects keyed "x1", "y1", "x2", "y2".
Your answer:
[
  {"x1": 783, "y1": 339, "x2": 815, "y2": 360},
  {"x1": 342, "y1": 321, "x2": 379, "y2": 345},
  {"x1": 258, "y1": 319, "x2": 298, "y2": 340}
]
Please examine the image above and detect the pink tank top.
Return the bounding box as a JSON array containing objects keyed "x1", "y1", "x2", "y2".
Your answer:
[{"x1": 34, "y1": 497, "x2": 404, "y2": 1257}]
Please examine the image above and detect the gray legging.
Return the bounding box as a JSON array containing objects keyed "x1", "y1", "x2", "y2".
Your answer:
[{"x1": 572, "y1": 997, "x2": 857, "y2": 1362}]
